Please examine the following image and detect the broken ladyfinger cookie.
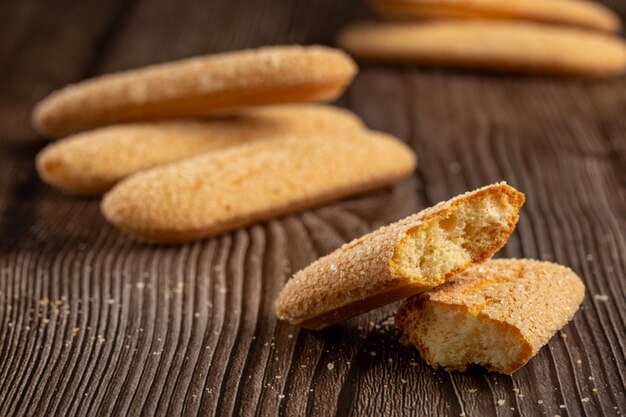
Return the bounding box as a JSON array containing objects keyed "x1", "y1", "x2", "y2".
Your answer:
[
  {"x1": 35, "y1": 104, "x2": 363, "y2": 195},
  {"x1": 395, "y1": 258, "x2": 585, "y2": 374},
  {"x1": 33, "y1": 45, "x2": 357, "y2": 136},
  {"x1": 101, "y1": 129, "x2": 416, "y2": 243},
  {"x1": 275, "y1": 183, "x2": 525, "y2": 329}
]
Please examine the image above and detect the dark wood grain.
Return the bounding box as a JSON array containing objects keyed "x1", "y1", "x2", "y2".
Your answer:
[{"x1": 0, "y1": 0, "x2": 625, "y2": 416}]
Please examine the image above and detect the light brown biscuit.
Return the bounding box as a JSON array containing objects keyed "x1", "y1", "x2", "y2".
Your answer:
[
  {"x1": 101, "y1": 130, "x2": 416, "y2": 243},
  {"x1": 338, "y1": 21, "x2": 626, "y2": 77},
  {"x1": 395, "y1": 259, "x2": 585, "y2": 374},
  {"x1": 35, "y1": 105, "x2": 364, "y2": 195},
  {"x1": 33, "y1": 45, "x2": 358, "y2": 137},
  {"x1": 276, "y1": 183, "x2": 524, "y2": 329},
  {"x1": 370, "y1": 0, "x2": 621, "y2": 33}
]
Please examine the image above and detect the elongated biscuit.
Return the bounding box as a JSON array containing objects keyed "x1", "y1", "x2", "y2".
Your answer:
[
  {"x1": 33, "y1": 45, "x2": 358, "y2": 136},
  {"x1": 370, "y1": 0, "x2": 621, "y2": 33},
  {"x1": 276, "y1": 183, "x2": 524, "y2": 329},
  {"x1": 35, "y1": 105, "x2": 363, "y2": 195},
  {"x1": 338, "y1": 21, "x2": 626, "y2": 77},
  {"x1": 395, "y1": 259, "x2": 585, "y2": 374},
  {"x1": 101, "y1": 130, "x2": 416, "y2": 243}
]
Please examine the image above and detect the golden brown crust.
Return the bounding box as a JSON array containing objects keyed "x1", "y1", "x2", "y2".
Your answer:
[
  {"x1": 369, "y1": 0, "x2": 622, "y2": 33},
  {"x1": 275, "y1": 183, "x2": 524, "y2": 329},
  {"x1": 35, "y1": 104, "x2": 364, "y2": 195},
  {"x1": 101, "y1": 130, "x2": 416, "y2": 243},
  {"x1": 297, "y1": 284, "x2": 418, "y2": 330},
  {"x1": 395, "y1": 259, "x2": 585, "y2": 374},
  {"x1": 32, "y1": 45, "x2": 358, "y2": 136},
  {"x1": 338, "y1": 21, "x2": 626, "y2": 77}
]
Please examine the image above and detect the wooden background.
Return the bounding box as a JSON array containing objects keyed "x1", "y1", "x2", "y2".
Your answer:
[{"x1": 1, "y1": 0, "x2": 625, "y2": 416}]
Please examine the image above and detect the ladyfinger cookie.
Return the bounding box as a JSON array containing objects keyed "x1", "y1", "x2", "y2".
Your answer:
[
  {"x1": 338, "y1": 21, "x2": 626, "y2": 77},
  {"x1": 276, "y1": 183, "x2": 524, "y2": 330},
  {"x1": 35, "y1": 104, "x2": 363, "y2": 195},
  {"x1": 101, "y1": 130, "x2": 416, "y2": 243},
  {"x1": 33, "y1": 45, "x2": 357, "y2": 136},
  {"x1": 370, "y1": 0, "x2": 621, "y2": 33},
  {"x1": 395, "y1": 259, "x2": 585, "y2": 374}
]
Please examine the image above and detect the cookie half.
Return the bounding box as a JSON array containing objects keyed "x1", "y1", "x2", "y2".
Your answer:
[
  {"x1": 395, "y1": 259, "x2": 585, "y2": 374},
  {"x1": 370, "y1": 0, "x2": 621, "y2": 33},
  {"x1": 33, "y1": 45, "x2": 358, "y2": 136},
  {"x1": 338, "y1": 21, "x2": 626, "y2": 77},
  {"x1": 101, "y1": 130, "x2": 416, "y2": 243},
  {"x1": 36, "y1": 104, "x2": 363, "y2": 195},
  {"x1": 275, "y1": 183, "x2": 524, "y2": 329}
]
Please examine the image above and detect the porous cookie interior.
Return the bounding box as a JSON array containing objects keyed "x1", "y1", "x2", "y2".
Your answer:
[
  {"x1": 404, "y1": 303, "x2": 529, "y2": 373},
  {"x1": 393, "y1": 191, "x2": 517, "y2": 285}
]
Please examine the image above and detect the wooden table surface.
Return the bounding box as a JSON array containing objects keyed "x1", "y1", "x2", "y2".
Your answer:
[{"x1": 1, "y1": 0, "x2": 625, "y2": 416}]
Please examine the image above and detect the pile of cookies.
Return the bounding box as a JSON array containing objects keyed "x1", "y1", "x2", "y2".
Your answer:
[
  {"x1": 276, "y1": 183, "x2": 585, "y2": 374},
  {"x1": 32, "y1": 45, "x2": 417, "y2": 243},
  {"x1": 33, "y1": 44, "x2": 587, "y2": 376},
  {"x1": 338, "y1": 0, "x2": 626, "y2": 77}
]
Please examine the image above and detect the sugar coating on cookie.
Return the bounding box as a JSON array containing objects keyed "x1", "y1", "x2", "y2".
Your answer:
[
  {"x1": 101, "y1": 130, "x2": 416, "y2": 243},
  {"x1": 276, "y1": 182, "x2": 525, "y2": 329},
  {"x1": 395, "y1": 259, "x2": 585, "y2": 374},
  {"x1": 33, "y1": 45, "x2": 358, "y2": 136},
  {"x1": 36, "y1": 104, "x2": 364, "y2": 195},
  {"x1": 370, "y1": 0, "x2": 621, "y2": 33},
  {"x1": 338, "y1": 21, "x2": 626, "y2": 77}
]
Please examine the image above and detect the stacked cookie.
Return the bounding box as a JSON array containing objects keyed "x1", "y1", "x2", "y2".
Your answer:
[
  {"x1": 276, "y1": 183, "x2": 586, "y2": 374},
  {"x1": 33, "y1": 45, "x2": 417, "y2": 242},
  {"x1": 338, "y1": 0, "x2": 626, "y2": 77}
]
